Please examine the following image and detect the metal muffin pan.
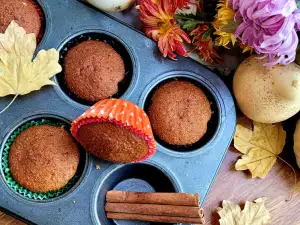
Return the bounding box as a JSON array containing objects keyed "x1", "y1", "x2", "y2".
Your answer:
[{"x1": 0, "y1": 0, "x2": 236, "y2": 224}]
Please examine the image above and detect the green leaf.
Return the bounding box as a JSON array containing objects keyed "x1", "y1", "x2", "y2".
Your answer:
[
  {"x1": 202, "y1": 27, "x2": 213, "y2": 39},
  {"x1": 220, "y1": 20, "x2": 239, "y2": 33},
  {"x1": 220, "y1": 19, "x2": 242, "y2": 33},
  {"x1": 175, "y1": 12, "x2": 205, "y2": 21},
  {"x1": 175, "y1": 13, "x2": 207, "y2": 32},
  {"x1": 182, "y1": 19, "x2": 203, "y2": 32}
]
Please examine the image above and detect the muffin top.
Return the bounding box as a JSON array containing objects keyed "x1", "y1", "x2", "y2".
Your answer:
[
  {"x1": 64, "y1": 40, "x2": 125, "y2": 102},
  {"x1": 9, "y1": 125, "x2": 80, "y2": 193},
  {"x1": 148, "y1": 80, "x2": 211, "y2": 145},
  {"x1": 76, "y1": 122, "x2": 149, "y2": 163},
  {"x1": 0, "y1": 0, "x2": 41, "y2": 37}
]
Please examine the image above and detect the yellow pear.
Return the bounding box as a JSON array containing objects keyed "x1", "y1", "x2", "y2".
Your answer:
[{"x1": 233, "y1": 55, "x2": 300, "y2": 123}]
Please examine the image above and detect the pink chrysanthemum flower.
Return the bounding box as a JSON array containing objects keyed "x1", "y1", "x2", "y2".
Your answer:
[{"x1": 230, "y1": 0, "x2": 300, "y2": 66}]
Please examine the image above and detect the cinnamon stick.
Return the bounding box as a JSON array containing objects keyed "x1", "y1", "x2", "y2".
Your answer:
[
  {"x1": 106, "y1": 191, "x2": 200, "y2": 206},
  {"x1": 107, "y1": 212, "x2": 205, "y2": 224},
  {"x1": 105, "y1": 203, "x2": 203, "y2": 218},
  {"x1": 199, "y1": 208, "x2": 204, "y2": 218}
]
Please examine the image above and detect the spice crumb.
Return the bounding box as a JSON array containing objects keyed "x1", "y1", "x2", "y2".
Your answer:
[{"x1": 96, "y1": 165, "x2": 101, "y2": 170}]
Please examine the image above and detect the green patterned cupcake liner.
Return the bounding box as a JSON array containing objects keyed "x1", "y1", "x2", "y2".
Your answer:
[{"x1": 1, "y1": 119, "x2": 79, "y2": 201}]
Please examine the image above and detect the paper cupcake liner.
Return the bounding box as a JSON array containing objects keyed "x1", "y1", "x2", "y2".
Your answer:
[
  {"x1": 71, "y1": 99, "x2": 156, "y2": 162},
  {"x1": 29, "y1": 0, "x2": 45, "y2": 43},
  {"x1": 1, "y1": 119, "x2": 78, "y2": 200}
]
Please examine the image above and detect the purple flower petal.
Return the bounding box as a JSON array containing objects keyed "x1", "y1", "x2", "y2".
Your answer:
[{"x1": 233, "y1": 0, "x2": 299, "y2": 66}]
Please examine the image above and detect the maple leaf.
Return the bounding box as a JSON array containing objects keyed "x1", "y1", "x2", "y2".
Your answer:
[
  {"x1": 234, "y1": 122, "x2": 286, "y2": 178},
  {"x1": 217, "y1": 198, "x2": 271, "y2": 225},
  {"x1": 0, "y1": 21, "x2": 62, "y2": 113}
]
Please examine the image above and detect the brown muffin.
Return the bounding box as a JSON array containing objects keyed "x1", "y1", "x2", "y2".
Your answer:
[
  {"x1": 77, "y1": 122, "x2": 149, "y2": 163},
  {"x1": 64, "y1": 40, "x2": 125, "y2": 102},
  {"x1": 0, "y1": 0, "x2": 41, "y2": 36},
  {"x1": 9, "y1": 125, "x2": 80, "y2": 193},
  {"x1": 149, "y1": 81, "x2": 211, "y2": 145}
]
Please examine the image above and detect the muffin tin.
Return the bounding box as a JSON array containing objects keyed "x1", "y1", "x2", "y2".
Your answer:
[{"x1": 0, "y1": 0, "x2": 236, "y2": 224}]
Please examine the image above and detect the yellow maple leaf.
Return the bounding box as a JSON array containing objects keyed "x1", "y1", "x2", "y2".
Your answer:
[
  {"x1": 0, "y1": 21, "x2": 62, "y2": 112},
  {"x1": 217, "y1": 198, "x2": 271, "y2": 225},
  {"x1": 234, "y1": 122, "x2": 286, "y2": 178}
]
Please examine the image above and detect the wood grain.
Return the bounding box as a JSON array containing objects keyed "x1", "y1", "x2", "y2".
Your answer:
[
  {"x1": 0, "y1": 212, "x2": 25, "y2": 225},
  {"x1": 1, "y1": 148, "x2": 300, "y2": 225},
  {"x1": 204, "y1": 146, "x2": 300, "y2": 225}
]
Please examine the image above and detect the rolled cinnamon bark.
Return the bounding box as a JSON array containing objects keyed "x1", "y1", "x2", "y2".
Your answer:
[
  {"x1": 199, "y1": 208, "x2": 204, "y2": 218},
  {"x1": 105, "y1": 203, "x2": 203, "y2": 218},
  {"x1": 106, "y1": 191, "x2": 200, "y2": 206},
  {"x1": 107, "y1": 212, "x2": 205, "y2": 224}
]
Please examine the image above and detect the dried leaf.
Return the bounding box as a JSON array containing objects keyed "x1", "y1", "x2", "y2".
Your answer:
[
  {"x1": 217, "y1": 198, "x2": 271, "y2": 225},
  {"x1": 0, "y1": 21, "x2": 62, "y2": 111},
  {"x1": 234, "y1": 122, "x2": 286, "y2": 178}
]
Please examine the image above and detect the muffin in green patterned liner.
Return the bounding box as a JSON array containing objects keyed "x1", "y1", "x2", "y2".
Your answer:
[{"x1": 1, "y1": 119, "x2": 81, "y2": 200}]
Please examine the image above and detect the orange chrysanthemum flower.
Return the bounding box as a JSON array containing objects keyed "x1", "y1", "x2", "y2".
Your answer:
[
  {"x1": 138, "y1": 0, "x2": 191, "y2": 60},
  {"x1": 174, "y1": 0, "x2": 190, "y2": 8},
  {"x1": 190, "y1": 25, "x2": 222, "y2": 64}
]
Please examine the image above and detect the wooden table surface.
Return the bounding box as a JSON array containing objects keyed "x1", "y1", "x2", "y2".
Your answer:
[{"x1": 1, "y1": 142, "x2": 300, "y2": 224}]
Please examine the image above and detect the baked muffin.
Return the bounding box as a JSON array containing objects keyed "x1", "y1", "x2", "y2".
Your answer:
[
  {"x1": 148, "y1": 81, "x2": 211, "y2": 145},
  {"x1": 9, "y1": 125, "x2": 80, "y2": 193},
  {"x1": 0, "y1": 0, "x2": 41, "y2": 36},
  {"x1": 64, "y1": 40, "x2": 125, "y2": 102},
  {"x1": 71, "y1": 99, "x2": 156, "y2": 163},
  {"x1": 77, "y1": 122, "x2": 149, "y2": 162}
]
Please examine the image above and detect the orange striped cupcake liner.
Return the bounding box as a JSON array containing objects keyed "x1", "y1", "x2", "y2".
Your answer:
[{"x1": 71, "y1": 99, "x2": 156, "y2": 162}]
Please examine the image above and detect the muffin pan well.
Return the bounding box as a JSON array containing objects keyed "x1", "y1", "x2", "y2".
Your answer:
[
  {"x1": 141, "y1": 73, "x2": 220, "y2": 156},
  {"x1": 28, "y1": 0, "x2": 47, "y2": 44},
  {"x1": 0, "y1": 114, "x2": 89, "y2": 202},
  {"x1": 54, "y1": 30, "x2": 136, "y2": 109},
  {"x1": 0, "y1": 0, "x2": 236, "y2": 224},
  {"x1": 91, "y1": 162, "x2": 180, "y2": 225}
]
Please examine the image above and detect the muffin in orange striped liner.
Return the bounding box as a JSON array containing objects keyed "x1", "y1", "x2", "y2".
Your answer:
[{"x1": 71, "y1": 99, "x2": 156, "y2": 163}]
